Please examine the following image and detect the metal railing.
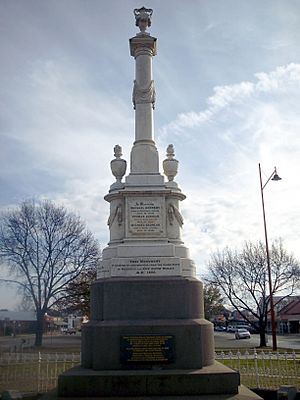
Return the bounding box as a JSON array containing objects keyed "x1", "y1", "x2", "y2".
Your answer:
[
  {"x1": 0, "y1": 352, "x2": 80, "y2": 392},
  {"x1": 215, "y1": 349, "x2": 300, "y2": 390},
  {"x1": 0, "y1": 350, "x2": 299, "y2": 393}
]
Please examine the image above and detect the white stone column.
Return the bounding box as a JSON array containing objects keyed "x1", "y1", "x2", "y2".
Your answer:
[
  {"x1": 126, "y1": 31, "x2": 163, "y2": 183},
  {"x1": 134, "y1": 47, "x2": 154, "y2": 143}
]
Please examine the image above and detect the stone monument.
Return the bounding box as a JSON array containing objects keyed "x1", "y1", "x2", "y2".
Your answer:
[{"x1": 57, "y1": 7, "x2": 261, "y2": 399}]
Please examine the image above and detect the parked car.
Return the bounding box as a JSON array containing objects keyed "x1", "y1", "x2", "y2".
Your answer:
[
  {"x1": 228, "y1": 324, "x2": 251, "y2": 333},
  {"x1": 227, "y1": 325, "x2": 236, "y2": 332},
  {"x1": 214, "y1": 325, "x2": 226, "y2": 332},
  {"x1": 65, "y1": 328, "x2": 77, "y2": 335},
  {"x1": 235, "y1": 328, "x2": 251, "y2": 339}
]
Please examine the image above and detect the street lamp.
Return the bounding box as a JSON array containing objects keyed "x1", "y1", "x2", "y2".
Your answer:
[{"x1": 258, "y1": 163, "x2": 282, "y2": 351}]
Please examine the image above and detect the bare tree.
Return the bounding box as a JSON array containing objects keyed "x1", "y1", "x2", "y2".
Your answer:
[
  {"x1": 206, "y1": 240, "x2": 300, "y2": 347},
  {"x1": 0, "y1": 200, "x2": 101, "y2": 346},
  {"x1": 53, "y1": 266, "x2": 97, "y2": 318}
]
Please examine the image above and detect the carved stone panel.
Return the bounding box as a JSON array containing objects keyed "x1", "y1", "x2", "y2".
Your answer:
[{"x1": 126, "y1": 196, "x2": 165, "y2": 237}]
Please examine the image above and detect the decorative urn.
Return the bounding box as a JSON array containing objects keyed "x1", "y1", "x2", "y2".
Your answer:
[
  {"x1": 163, "y1": 144, "x2": 178, "y2": 181},
  {"x1": 110, "y1": 145, "x2": 127, "y2": 188}
]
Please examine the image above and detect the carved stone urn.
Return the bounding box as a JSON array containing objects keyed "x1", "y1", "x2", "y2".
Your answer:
[
  {"x1": 163, "y1": 144, "x2": 178, "y2": 181},
  {"x1": 110, "y1": 145, "x2": 127, "y2": 189}
]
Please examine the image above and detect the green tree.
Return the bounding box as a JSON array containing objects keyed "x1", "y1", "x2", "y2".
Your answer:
[
  {"x1": 0, "y1": 200, "x2": 101, "y2": 346},
  {"x1": 206, "y1": 240, "x2": 300, "y2": 347},
  {"x1": 203, "y1": 284, "x2": 224, "y2": 321}
]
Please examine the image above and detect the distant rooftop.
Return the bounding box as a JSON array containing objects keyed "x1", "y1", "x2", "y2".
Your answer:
[{"x1": 0, "y1": 310, "x2": 36, "y2": 321}]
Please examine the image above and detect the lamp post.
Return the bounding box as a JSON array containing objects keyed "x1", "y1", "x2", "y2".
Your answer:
[{"x1": 258, "y1": 163, "x2": 282, "y2": 351}]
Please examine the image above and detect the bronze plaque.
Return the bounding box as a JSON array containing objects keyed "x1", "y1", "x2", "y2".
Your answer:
[{"x1": 120, "y1": 334, "x2": 175, "y2": 365}]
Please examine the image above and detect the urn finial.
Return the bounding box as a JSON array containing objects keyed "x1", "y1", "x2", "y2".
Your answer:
[
  {"x1": 163, "y1": 144, "x2": 179, "y2": 182},
  {"x1": 110, "y1": 144, "x2": 127, "y2": 190}
]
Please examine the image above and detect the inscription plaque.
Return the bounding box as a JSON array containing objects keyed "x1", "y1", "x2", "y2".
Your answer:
[
  {"x1": 111, "y1": 257, "x2": 181, "y2": 276},
  {"x1": 120, "y1": 334, "x2": 175, "y2": 364},
  {"x1": 127, "y1": 197, "x2": 165, "y2": 237}
]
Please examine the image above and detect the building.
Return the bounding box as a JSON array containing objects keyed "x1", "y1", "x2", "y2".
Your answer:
[
  {"x1": 276, "y1": 297, "x2": 300, "y2": 334},
  {"x1": 0, "y1": 309, "x2": 36, "y2": 335}
]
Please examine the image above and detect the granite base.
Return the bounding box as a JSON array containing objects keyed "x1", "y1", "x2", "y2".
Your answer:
[{"x1": 58, "y1": 362, "x2": 240, "y2": 397}]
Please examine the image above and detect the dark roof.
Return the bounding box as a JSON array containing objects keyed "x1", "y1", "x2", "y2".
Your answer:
[{"x1": 0, "y1": 310, "x2": 36, "y2": 321}]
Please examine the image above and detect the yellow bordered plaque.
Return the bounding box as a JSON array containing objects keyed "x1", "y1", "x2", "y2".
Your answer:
[{"x1": 120, "y1": 334, "x2": 175, "y2": 365}]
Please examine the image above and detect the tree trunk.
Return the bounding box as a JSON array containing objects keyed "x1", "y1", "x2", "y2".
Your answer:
[
  {"x1": 259, "y1": 330, "x2": 267, "y2": 347},
  {"x1": 35, "y1": 310, "x2": 44, "y2": 347}
]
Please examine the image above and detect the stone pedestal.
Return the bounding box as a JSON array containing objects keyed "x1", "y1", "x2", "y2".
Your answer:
[
  {"x1": 81, "y1": 277, "x2": 214, "y2": 371},
  {"x1": 58, "y1": 277, "x2": 241, "y2": 398}
]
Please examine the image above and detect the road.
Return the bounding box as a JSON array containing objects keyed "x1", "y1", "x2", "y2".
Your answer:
[
  {"x1": 0, "y1": 332, "x2": 299, "y2": 353},
  {"x1": 0, "y1": 333, "x2": 81, "y2": 352},
  {"x1": 214, "y1": 331, "x2": 300, "y2": 350}
]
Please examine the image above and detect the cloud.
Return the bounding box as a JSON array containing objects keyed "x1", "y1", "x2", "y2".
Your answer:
[
  {"x1": 2, "y1": 0, "x2": 300, "y2": 309},
  {"x1": 3, "y1": 59, "x2": 133, "y2": 174},
  {"x1": 0, "y1": 58, "x2": 134, "y2": 209},
  {"x1": 1, "y1": 4, "x2": 300, "y2": 291},
  {"x1": 160, "y1": 63, "x2": 300, "y2": 135},
  {"x1": 0, "y1": 57, "x2": 136, "y2": 259},
  {"x1": 157, "y1": 63, "x2": 300, "y2": 273}
]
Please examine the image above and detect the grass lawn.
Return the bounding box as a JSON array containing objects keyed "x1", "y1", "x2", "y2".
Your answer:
[{"x1": 219, "y1": 356, "x2": 300, "y2": 390}]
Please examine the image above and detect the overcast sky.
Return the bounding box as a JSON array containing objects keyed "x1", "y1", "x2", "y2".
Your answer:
[{"x1": 1, "y1": 0, "x2": 300, "y2": 309}]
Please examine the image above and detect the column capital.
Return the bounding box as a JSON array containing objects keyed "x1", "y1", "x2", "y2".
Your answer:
[{"x1": 129, "y1": 35, "x2": 157, "y2": 57}]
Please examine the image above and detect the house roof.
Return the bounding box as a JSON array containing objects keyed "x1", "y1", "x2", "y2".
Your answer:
[{"x1": 278, "y1": 297, "x2": 300, "y2": 318}]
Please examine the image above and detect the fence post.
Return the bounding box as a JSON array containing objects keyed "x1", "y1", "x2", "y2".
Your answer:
[
  {"x1": 254, "y1": 349, "x2": 259, "y2": 388},
  {"x1": 260, "y1": 351, "x2": 266, "y2": 387},
  {"x1": 292, "y1": 351, "x2": 297, "y2": 387},
  {"x1": 277, "y1": 351, "x2": 282, "y2": 387},
  {"x1": 54, "y1": 353, "x2": 58, "y2": 383},
  {"x1": 37, "y1": 351, "x2": 42, "y2": 392},
  {"x1": 237, "y1": 351, "x2": 241, "y2": 373}
]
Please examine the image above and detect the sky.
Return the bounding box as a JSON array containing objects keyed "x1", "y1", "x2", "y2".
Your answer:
[{"x1": 1, "y1": 0, "x2": 300, "y2": 309}]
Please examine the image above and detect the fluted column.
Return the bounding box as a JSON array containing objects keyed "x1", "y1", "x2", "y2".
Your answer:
[
  {"x1": 131, "y1": 36, "x2": 156, "y2": 144},
  {"x1": 126, "y1": 8, "x2": 162, "y2": 182}
]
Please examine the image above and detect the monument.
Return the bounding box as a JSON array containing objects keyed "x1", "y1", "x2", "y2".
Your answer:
[{"x1": 57, "y1": 7, "x2": 261, "y2": 399}]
